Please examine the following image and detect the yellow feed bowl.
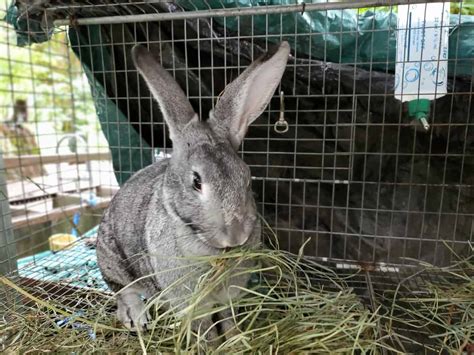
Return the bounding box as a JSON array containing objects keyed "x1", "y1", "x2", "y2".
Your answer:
[{"x1": 48, "y1": 234, "x2": 77, "y2": 252}]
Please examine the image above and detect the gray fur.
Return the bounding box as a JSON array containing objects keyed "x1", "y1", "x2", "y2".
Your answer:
[{"x1": 96, "y1": 42, "x2": 290, "y2": 341}]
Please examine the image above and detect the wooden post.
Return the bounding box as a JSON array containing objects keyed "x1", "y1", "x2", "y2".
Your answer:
[{"x1": 0, "y1": 151, "x2": 17, "y2": 275}]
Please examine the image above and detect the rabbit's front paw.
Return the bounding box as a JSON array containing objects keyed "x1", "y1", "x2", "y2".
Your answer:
[
  {"x1": 116, "y1": 287, "x2": 150, "y2": 332},
  {"x1": 191, "y1": 318, "x2": 221, "y2": 349},
  {"x1": 221, "y1": 318, "x2": 240, "y2": 340},
  {"x1": 117, "y1": 302, "x2": 150, "y2": 332}
]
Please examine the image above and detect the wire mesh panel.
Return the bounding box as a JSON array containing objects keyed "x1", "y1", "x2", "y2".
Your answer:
[
  {"x1": 0, "y1": 0, "x2": 473, "y2": 269},
  {"x1": 0, "y1": 1, "x2": 473, "y2": 352},
  {"x1": 50, "y1": 0, "x2": 474, "y2": 267},
  {"x1": 0, "y1": 1, "x2": 118, "y2": 275}
]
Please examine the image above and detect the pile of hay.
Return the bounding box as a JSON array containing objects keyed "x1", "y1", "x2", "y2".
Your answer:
[
  {"x1": 378, "y1": 252, "x2": 473, "y2": 353},
  {"x1": 0, "y1": 242, "x2": 472, "y2": 353}
]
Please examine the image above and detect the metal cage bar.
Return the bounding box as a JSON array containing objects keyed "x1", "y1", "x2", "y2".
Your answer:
[{"x1": 53, "y1": 0, "x2": 452, "y2": 26}]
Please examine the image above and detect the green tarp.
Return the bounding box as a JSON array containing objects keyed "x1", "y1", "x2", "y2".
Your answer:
[
  {"x1": 178, "y1": 0, "x2": 473, "y2": 77},
  {"x1": 67, "y1": 26, "x2": 153, "y2": 185},
  {"x1": 7, "y1": 2, "x2": 474, "y2": 76}
]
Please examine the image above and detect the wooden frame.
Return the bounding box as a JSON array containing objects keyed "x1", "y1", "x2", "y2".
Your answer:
[
  {"x1": 1, "y1": 151, "x2": 116, "y2": 275},
  {"x1": 3, "y1": 152, "x2": 110, "y2": 169}
]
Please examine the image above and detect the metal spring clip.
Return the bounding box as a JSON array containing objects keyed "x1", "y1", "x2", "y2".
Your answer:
[{"x1": 274, "y1": 91, "x2": 289, "y2": 134}]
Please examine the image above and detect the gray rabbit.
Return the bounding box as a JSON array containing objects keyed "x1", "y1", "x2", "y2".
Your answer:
[{"x1": 96, "y1": 41, "x2": 290, "y2": 341}]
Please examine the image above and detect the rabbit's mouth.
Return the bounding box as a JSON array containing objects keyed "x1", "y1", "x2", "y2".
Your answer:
[
  {"x1": 195, "y1": 230, "x2": 243, "y2": 251},
  {"x1": 193, "y1": 230, "x2": 223, "y2": 251},
  {"x1": 200, "y1": 230, "x2": 251, "y2": 250}
]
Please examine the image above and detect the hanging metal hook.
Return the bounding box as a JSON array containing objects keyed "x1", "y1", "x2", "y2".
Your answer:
[{"x1": 274, "y1": 91, "x2": 289, "y2": 134}]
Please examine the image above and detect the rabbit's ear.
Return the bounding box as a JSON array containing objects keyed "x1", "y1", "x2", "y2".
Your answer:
[
  {"x1": 209, "y1": 41, "x2": 290, "y2": 150},
  {"x1": 132, "y1": 45, "x2": 196, "y2": 141}
]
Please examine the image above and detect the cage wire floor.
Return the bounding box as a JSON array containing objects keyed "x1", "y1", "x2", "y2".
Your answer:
[{"x1": 0, "y1": 225, "x2": 472, "y2": 353}]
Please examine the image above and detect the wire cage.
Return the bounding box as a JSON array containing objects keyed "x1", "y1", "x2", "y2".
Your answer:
[{"x1": 0, "y1": 0, "x2": 472, "y2": 353}]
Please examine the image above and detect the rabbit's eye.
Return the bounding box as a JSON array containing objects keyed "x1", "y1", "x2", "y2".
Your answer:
[{"x1": 192, "y1": 171, "x2": 202, "y2": 192}]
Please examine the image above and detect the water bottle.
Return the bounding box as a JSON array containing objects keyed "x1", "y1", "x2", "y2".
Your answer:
[{"x1": 394, "y1": 3, "x2": 450, "y2": 131}]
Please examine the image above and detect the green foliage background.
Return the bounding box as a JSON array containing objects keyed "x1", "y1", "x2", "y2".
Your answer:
[
  {"x1": 358, "y1": 1, "x2": 474, "y2": 15},
  {"x1": 2, "y1": 30, "x2": 86, "y2": 122},
  {"x1": 0, "y1": 23, "x2": 104, "y2": 155}
]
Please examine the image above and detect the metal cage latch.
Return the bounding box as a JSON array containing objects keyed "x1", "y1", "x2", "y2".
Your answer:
[{"x1": 274, "y1": 91, "x2": 289, "y2": 134}]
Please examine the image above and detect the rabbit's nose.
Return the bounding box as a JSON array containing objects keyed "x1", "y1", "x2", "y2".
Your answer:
[{"x1": 226, "y1": 220, "x2": 250, "y2": 247}]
